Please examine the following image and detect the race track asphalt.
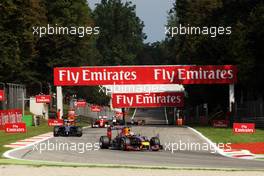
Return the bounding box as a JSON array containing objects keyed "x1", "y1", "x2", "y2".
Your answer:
[{"x1": 7, "y1": 126, "x2": 264, "y2": 170}]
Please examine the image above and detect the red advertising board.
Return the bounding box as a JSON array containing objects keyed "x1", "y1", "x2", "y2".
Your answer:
[
  {"x1": 0, "y1": 110, "x2": 8, "y2": 130},
  {"x1": 48, "y1": 119, "x2": 64, "y2": 126},
  {"x1": 36, "y1": 95, "x2": 51, "y2": 103},
  {"x1": 112, "y1": 92, "x2": 184, "y2": 108},
  {"x1": 74, "y1": 100, "x2": 87, "y2": 107},
  {"x1": 8, "y1": 109, "x2": 22, "y2": 124},
  {"x1": 90, "y1": 105, "x2": 101, "y2": 112},
  {"x1": 5, "y1": 122, "x2": 26, "y2": 133},
  {"x1": 213, "y1": 120, "x2": 228, "y2": 128},
  {"x1": 233, "y1": 123, "x2": 255, "y2": 134},
  {"x1": 54, "y1": 65, "x2": 237, "y2": 86},
  {"x1": 0, "y1": 90, "x2": 4, "y2": 101},
  {"x1": 0, "y1": 109, "x2": 22, "y2": 130}
]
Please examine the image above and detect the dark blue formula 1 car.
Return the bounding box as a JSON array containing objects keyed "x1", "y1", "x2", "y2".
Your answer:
[{"x1": 53, "y1": 120, "x2": 82, "y2": 137}]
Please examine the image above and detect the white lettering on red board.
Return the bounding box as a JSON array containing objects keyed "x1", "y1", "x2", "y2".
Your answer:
[{"x1": 54, "y1": 65, "x2": 237, "y2": 86}]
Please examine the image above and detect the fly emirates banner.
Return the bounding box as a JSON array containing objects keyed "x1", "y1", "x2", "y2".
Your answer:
[{"x1": 54, "y1": 65, "x2": 237, "y2": 86}]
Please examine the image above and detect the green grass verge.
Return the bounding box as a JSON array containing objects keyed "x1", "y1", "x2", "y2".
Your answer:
[
  {"x1": 193, "y1": 126, "x2": 264, "y2": 143},
  {"x1": 0, "y1": 119, "x2": 53, "y2": 157}
]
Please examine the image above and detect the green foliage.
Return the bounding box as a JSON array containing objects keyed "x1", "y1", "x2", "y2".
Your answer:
[
  {"x1": 136, "y1": 41, "x2": 171, "y2": 65},
  {"x1": 1, "y1": 0, "x2": 262, "y2": 107},
  {"x1": 35, "y1": 0, "x2": 101, "y2": 83},
  {"x1": 0, "y1": 0, "x2": 145, "y2": 104},
  {"x1": 166, "y1": 0, "x2": 264, "y2": 106},
  {"x1": 0, "y1": 0, "x2": 46, "y2": 83},
  {"x1": 0, "y1": 0, "x2": 105, "y2": 102},
  {"x1": 0, "y1": 0, "x2": 101, "y2": 84},
  {"x1": 78, "y1": 87, "x2": 110, "y2": 106},
  {"x1": 93, "y1": 0, "x2": 145, "y2": 65},
  {"x1": 63, "y1": 86, "x2": 110, "y2": 106}
]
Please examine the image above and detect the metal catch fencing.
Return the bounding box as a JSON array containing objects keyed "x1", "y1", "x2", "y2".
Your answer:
[
  {"x1": 235, "y1": 99, "x2": 264, "y2": 128},
  {"x1": 0, "y1": 82, "x2": 26, "y2": 110}
]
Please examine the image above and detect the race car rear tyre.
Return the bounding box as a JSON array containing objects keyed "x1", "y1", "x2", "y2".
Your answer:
[
  {"x1": 53, "y1": 126, "x2": 60, "y2": 137},
  {"x1": 120, "y1": 137, "x2": 131, "y2": 151},
  {"x1": 99, "y1": 136, "x2": 110, "y2": 149}
]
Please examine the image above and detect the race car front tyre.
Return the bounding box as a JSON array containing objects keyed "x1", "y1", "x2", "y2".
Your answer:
[
  {"x1": 99, "y1": 136, "x2": 110, "y2": 149},
  {"x1": 150, "y1": 137, "x2": 160, "y2": 145},
  {"x1": 150, "y1": 137, "x2": 160, "y2": 151},
  {"x1": 120, "y1": 137, "x2": 131, "y2": 151}
]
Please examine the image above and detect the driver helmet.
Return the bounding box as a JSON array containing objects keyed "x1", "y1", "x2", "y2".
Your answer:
[{"x1": 122, "y1": 127, "x2": 130, "y2": 136}]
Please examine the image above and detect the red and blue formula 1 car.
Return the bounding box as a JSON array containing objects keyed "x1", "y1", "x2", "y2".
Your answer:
[{"x1": 99, "y1": 126, "x2": 162, "y2": 151}]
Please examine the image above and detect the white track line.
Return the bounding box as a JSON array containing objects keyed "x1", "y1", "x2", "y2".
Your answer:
[
  {"x1": 3, "y1": 134, "x2": 53, "y2": 160},
  {"x1": 3, "y1": 127, "x2": 90, "y2": 160}
]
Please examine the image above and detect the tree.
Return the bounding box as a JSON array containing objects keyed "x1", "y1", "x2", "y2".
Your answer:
[
  {"x1": 93, "y1": 0, "x2": 146, "y2": 65},
  {"x1": 165, "y1": 0, "x2": 264, "y2": 109},
  {"x1": 0, "y1": 0, "x2": 46, "y2": 83},
  {"x1": 35, "y1": 0, "x2": 101, "y2": 84},
  {"x1": 0, "y1": 0, "x2": 104, "y2": 101},
  {"x1": 136, "y1": 41, "x2": 171, "y2": 65}
]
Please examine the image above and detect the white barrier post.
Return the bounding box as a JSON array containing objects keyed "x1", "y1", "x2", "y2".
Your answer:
[
  {"x1": 56, "y1": 86, "x2": 63, "y2": 119},
  {"x1": 164, "y1": 107, "x2": 169, "y2": 125},
  {"x1": 229, "y1": 84, "x2": 235, "y2": 112}
]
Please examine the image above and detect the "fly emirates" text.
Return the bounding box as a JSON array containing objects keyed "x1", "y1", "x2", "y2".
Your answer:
[{"x1": 58, "y1": 67, "x2": 234, "y2": 84}]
